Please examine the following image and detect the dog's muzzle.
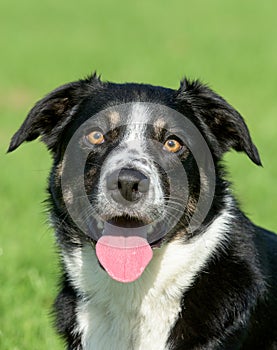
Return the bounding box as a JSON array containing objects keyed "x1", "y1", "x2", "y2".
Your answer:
[{"x1": 94, "y1": 167, "x2": 154, "y2": 283}]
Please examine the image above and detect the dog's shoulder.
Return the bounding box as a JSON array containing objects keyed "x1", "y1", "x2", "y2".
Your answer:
[{"x1": 253, "y1": 225, "x2": 277, "y2": 295}]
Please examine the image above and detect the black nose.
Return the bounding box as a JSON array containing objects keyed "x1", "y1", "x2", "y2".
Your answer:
[{"x1": 107, "y1": 168, "x2": 150, "y2": 202}]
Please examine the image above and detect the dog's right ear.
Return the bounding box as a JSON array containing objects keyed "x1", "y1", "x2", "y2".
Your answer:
[{"x1": 8, "y1": 73, "x2": 102, "y2": 153}]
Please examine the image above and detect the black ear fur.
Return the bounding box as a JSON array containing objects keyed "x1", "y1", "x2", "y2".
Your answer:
[
  {"x1": 178, "y1": 79, "x2": 262, "y2": 166},
  {"x1": 8, "y1": 73, "x2": 102, "y2": 153}
]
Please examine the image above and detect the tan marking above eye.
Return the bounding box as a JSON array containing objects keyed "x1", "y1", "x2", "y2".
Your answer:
[
  {"x1": 163, "y1": 139, "x2": 182, "y2": 153},
  {"x1": 108, "y1": 111, "x2": 120, "y2": 127},
  {"x1": 153, "y1": 118, "x2": 166, "y2": 135},
  {"x1": 86, "y1": 131, "x2": 105, "y2": 145}
]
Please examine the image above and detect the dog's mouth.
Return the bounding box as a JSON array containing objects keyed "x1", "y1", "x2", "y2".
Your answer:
[
  {"x1": 107, "y1": 215, "x2": 146, "y2": 228},
  {"x1": 91, "y1": 215, "x2": 165, "y2": 283},
  {"x1": 106, "y1": 215, "x2": 165, "y2": 247},
  {"x1": 90, "y1": 214, "x2": 165, "y2": 246}
]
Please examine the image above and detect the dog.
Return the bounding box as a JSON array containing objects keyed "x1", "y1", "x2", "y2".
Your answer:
[{"x1": 9, "y1": 74, "x2": 277, "y2": 349}]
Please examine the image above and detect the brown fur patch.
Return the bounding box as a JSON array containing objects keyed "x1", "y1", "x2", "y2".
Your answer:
[
  {"x1": 153, "y1": 118, "x2": 166, "y2": 137},
  {"x1": 108, "y1": 111, "x2": 121, "y2": 128}
]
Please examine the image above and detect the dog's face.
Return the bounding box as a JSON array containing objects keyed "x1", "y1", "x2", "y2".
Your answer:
[
  {"x1": 59, "y1": 102, "x2": 199, "y2": 244},
  {"x1": 9, "y1": 75, "x2": 261, "y2": 282}
]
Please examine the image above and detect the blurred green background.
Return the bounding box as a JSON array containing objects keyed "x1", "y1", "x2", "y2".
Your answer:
[{"x1": 1, "y1": 0, "x2": 276, "y2": 349}]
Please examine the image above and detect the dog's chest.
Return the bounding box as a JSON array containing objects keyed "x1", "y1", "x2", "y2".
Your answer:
[
  {"x1": 76, "y1": 280, "x2": 181, "y2": 350},
  {"x1": 63, "y1": 211, "x2": 230, "y2": 350},
  {"x1": 66, "y1": 244, "x2": 186, "y2": 350}
]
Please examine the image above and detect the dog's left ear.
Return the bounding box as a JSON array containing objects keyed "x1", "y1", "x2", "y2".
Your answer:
[
  {"x1": 8, "y1": 73, "x2": 102, "y2": 153},
  {"x1": 177, "y1": 79, "x2": 262, "y2": 166}
]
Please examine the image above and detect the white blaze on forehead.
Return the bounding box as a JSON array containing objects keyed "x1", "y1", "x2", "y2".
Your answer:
[
  {"x1": 97, "y1": 102, "x2": 165, "y2": 214},
  {"x1": 123, "y1": 103, "x2": 150, "y2": 143},
  {"x1": 100, "y1": 103, "x2": 150, "y2": 176}
]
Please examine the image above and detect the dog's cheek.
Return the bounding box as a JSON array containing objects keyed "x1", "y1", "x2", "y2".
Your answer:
[
  {"x1": 49, "y1": 162, "x2": 69, "y2": 210},
  {"x1": 83, "y1": 166, "x2": 98, "y2": 197},
  {"x1": 55, "y1": 161, "x2": 64, "y2": 186},
  {"x1": 50, "y1": 155, "x2": 101, "y2": 215},
  {"x1": 49, "y1": 157, "x2": 76, "y2": 212}
]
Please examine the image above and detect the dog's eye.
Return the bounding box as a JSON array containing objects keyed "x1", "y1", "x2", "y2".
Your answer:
[
  {"x1": 86, "y1": 131, "x2": 105, "y2": 145},
  {"x1": 163, "y1": 139, "x2": 182, "y2": 153}
]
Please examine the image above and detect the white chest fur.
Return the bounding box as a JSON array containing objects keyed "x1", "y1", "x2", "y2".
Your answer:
[{"x1": 63, "y1": 210, "x2": 231, "y2": 350}]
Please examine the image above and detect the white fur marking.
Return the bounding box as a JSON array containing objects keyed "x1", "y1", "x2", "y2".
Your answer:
[
  {"x1": 124, "y1": 103, "x2": 149, "y2": 142},
  {"x1": 63, "y1": 209, "x2": 232, "y2": 350},
  {"x1": 97, "y1": 103, "x2": 164, "y2": 215}
]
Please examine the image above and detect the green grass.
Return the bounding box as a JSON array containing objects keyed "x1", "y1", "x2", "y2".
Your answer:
[{"x1": 1, "y1": 0, "x2": 277, "y2": 348}]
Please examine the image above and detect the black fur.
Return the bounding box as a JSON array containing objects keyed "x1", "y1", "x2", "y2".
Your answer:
[{"x1": 9, "y1": 74, "x2": 277, "y2": 349}]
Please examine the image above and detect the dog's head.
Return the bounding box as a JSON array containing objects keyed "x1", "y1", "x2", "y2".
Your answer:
[{"x1": 9, "y1": 74, "x2": 261, "y2": 282}]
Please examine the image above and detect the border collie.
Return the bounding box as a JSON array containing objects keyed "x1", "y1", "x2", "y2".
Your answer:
[{"x1": 9, "y1": 74, "x2": 277, "y2": 349}]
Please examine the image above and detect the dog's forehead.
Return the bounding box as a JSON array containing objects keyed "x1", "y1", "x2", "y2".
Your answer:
[
  {"x1": 98, "y1": 102, "x2": 170, "y2": 132},
  {"x1": 106, "y1": 102, "x2": 152, "y2": 127},
  {"x1": 75, "y1": 101, "x2": 186, "y2": 142}
]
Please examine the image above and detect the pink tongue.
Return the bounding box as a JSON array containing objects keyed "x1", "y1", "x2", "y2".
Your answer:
[{"x1": 96, "y1": 235, "x2": 153, "y2": 283}]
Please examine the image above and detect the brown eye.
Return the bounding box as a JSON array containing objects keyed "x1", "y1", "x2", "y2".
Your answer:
[
  {"x1": 86, "y1": 131, "x2": 105, "y2": 145},
  {"x1": 163, "y1": 139, "x2": 182, "y2": 153}
]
